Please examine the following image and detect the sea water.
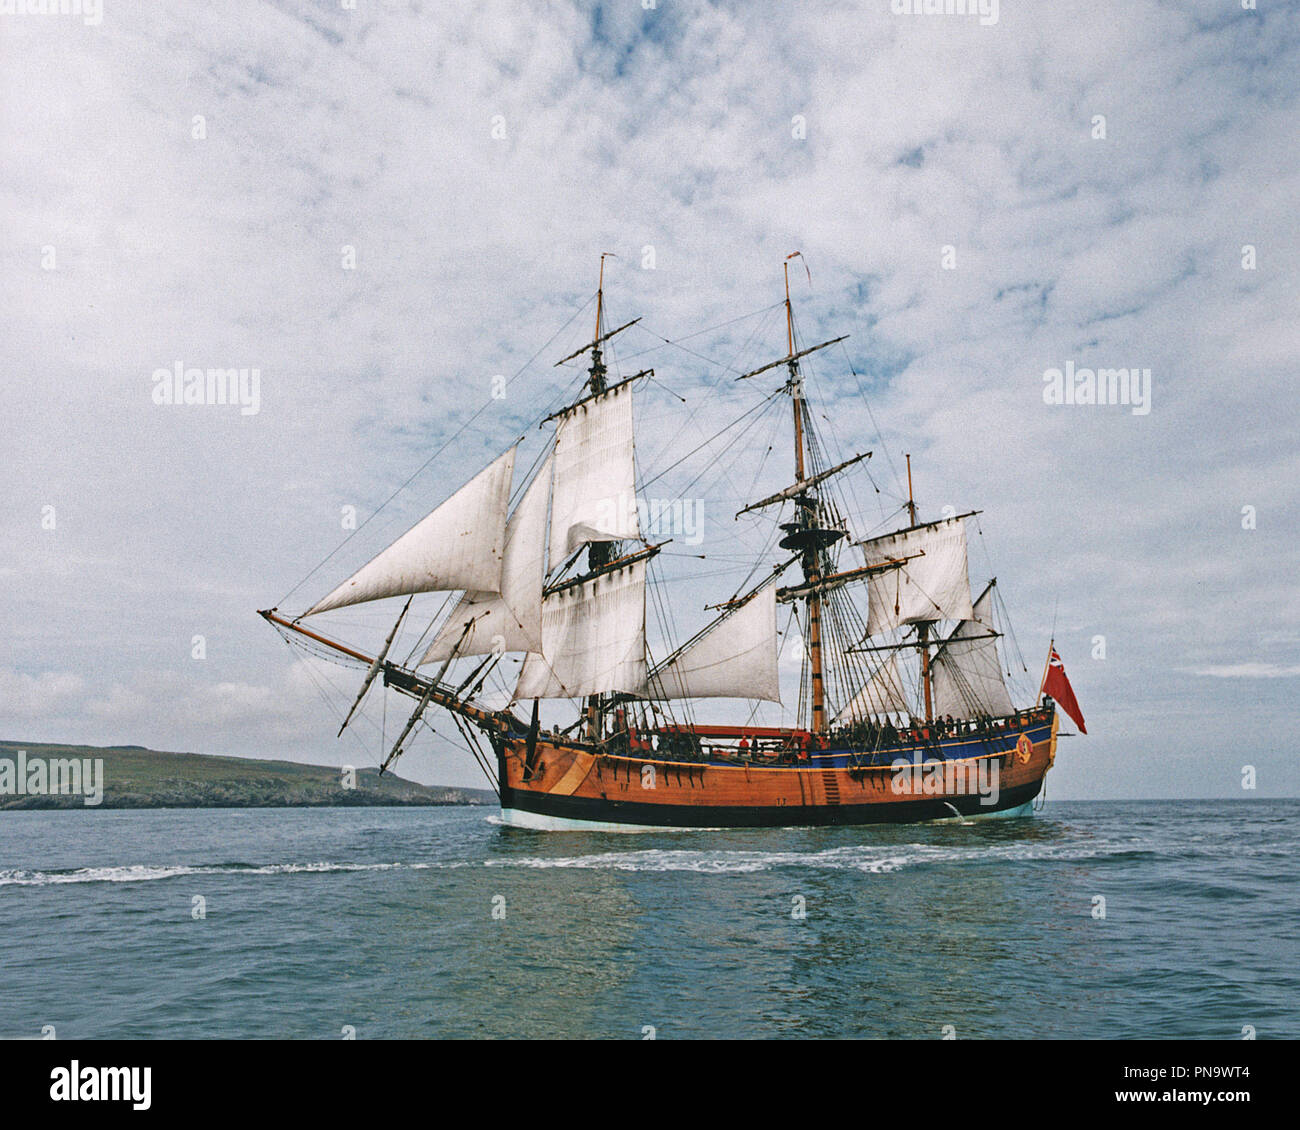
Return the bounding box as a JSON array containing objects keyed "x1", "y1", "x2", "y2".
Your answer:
[{"x1": 0, "y1": 801, "x2": 1295, "y2": 1039}]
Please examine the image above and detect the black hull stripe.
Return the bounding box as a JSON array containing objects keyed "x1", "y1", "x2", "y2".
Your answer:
[{"x1": 499, "y1": 779, "x2": 1044, "y2": 828}]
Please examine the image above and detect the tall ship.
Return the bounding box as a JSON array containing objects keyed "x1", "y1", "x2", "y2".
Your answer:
[{"x1": 261, "y1": 256, "x2": 1087, "y2": 829}]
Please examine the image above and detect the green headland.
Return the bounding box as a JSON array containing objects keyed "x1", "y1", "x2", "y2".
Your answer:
[{"x1": 0, "y1": 740, "x2": 492, "y2": 810}]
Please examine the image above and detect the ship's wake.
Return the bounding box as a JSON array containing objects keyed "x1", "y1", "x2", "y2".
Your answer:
[
  {"x1": 483, "y1": 839, "x2": 1289, "y2": 874},
  {"x1": 0, "y1": 860, "x2": 469, "y2": 887}
]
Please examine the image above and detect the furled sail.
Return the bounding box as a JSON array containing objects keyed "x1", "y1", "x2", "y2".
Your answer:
[
  {"x1": 834, "y1": 652, "x2": 911, "y2": 724},
  {"x1": 860, "y1": 516, "x2": 974, "y2": 635},
  {"x1": 930, "y1": 586, "x2": 1015, "y2": 718},
  {"x1": 648, "y1": 583, "x2": 781, "y2": 702},
  {"x1": 418, "y1": 455, "x2": 552, "y2": 663},
  {"x1": 514, "y1": 560, "x2": 648, "y2": 700},
  {"x1": 547, "y1": 383, "x2": 639, "y2": 567},
  {"x1": 305, "y1": 447, "x2": 516, "y2": 617}
]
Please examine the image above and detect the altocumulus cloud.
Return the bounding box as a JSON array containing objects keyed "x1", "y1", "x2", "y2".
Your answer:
[{"x1": 1, "y1": 0, "x2": 1297, "y2": 796}]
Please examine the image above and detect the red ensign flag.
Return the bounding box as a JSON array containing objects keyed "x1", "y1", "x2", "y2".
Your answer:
[{"x1": 1041, "y1": 647, "x2": 1087, "y2": 734}]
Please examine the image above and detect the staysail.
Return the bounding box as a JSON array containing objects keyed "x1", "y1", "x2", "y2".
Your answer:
[
  {"x1": 514, "y1": 559, "x2": 648, "y2": 700},
  {"x1": 929, "y1": 585, "x2": 1014, "y2": 718},
  {"x1": 834, "y1": 652, "x2": 911, "y2": 723},
  {"x1": 305, "y1": 447, "x2": 516, "y2": 617},
  {"x1": 419, "y1": 455, "x2": 552, "y2": 663},
  {"x1": 860, "y1": 516, "x2": 974, "y2": 636},
  {"x1": 648, "y1": 583, "x2": 781, "y2": 702},
  {"x1": 547, "y1": 382, "x2": 639, "y2": 567}
]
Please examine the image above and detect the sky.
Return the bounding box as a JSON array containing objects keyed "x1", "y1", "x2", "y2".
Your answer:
[{"x1": 2, "y1": 0, "x2": 1297, "y2": 799}]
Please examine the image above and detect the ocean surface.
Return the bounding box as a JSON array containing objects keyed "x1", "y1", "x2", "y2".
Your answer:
[{"x1": 1, "y1": 800, "x2": 1295, "y2": 1040}]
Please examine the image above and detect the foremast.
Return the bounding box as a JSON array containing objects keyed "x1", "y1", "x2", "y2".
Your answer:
[
  {"x1": 585, "y1": 256, "x2": 614, "y2": 738},
  {"x1": 558, "y1": 253, "x2": 643, "y2": 739},
  {"x1": 264, "y1": 255, "x2": 654, "y2": 779}
]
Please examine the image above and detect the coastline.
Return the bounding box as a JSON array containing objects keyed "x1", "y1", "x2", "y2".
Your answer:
[{"x1": 0, "y1": 740, "x2": 491, "y2": 810}]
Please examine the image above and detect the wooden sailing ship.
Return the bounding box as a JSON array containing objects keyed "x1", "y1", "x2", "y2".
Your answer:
[{"x1": 261, "y1": 256, "x2": 1086, "y2": 829}]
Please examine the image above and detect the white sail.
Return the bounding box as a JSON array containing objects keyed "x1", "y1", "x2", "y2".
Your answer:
[
  {"x1": 834, "y1": 652, "x2": 911, "y2": 723},
  {"x1": 305, "y1": 447, "x2": 516, "y2": 617},
  {"x1": 861, "y1": 516, "x2": 974, "y2": 636},
  {"x1": 418, "y1": 455, "x2": 552, "y2": 663},
  {"x1": 930, "y1": 586, "x2": 1015, "y2": 718},
  {"x1": 648, "y1": 583, "x2": 781, "y2": 703},
  {"x1": 548, "y1": 383, "x2": 639, "y2": 567},
  {"x1": 514, "y1": 559, "x2": 648, "y2": 700}
]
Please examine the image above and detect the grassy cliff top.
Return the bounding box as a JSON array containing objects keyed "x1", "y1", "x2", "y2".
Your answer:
[{"x1": 0, "y1": 740, "x2": 494, "y2": 810}]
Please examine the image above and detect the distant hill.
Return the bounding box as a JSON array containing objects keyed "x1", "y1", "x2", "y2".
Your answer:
[{"x1": 0, "y1": 740, "x2": 494, "y2": 810}]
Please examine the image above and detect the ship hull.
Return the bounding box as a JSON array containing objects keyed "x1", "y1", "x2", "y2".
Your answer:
[
  {"x1": 493, "y1": 711, "x2": 1058, "y2": 830},
  {"x1": 499, "y1": 787, "x2": 1041, "y2": 830}
]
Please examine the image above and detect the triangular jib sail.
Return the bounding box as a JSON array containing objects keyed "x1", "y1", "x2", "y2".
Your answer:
[
  {"x1": 305, "y1": 447, "x2": 517, "y2": 617},
  {"x1": 419, "y1": 454, "x2": 552, "y2": 663},
  {"x1": 834, "y1": 651, "x2": 911, "y2": 724}
]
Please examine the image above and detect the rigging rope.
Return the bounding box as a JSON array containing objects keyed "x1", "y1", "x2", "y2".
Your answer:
[{"x1": 276, "y1": 294, "x2": 596, "y2": 609}]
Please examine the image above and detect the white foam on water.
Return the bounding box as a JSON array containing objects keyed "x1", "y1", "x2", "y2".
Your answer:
[
  {"x1": 481, "y1": 838, "x2": 1257, "y2": 875},
  {"x1": 0, "y1": 860, "x2": 468, "y2": 887},
  {"x1": 485, "y1": 845, "x2": 919, "y2": 873},
  {"x1": 7, "y1": 836, "x2": 1293, "y2": 886}
]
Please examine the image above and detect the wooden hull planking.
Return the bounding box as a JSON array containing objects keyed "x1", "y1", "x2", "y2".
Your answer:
[{"x1": 494, "y1": 712, "x2": 1059, "y2": 829}]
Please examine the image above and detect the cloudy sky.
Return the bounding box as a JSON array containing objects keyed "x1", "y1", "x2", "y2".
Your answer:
[{"x1": 3, "y1": 0, "x2": 1297, "y2": 798}]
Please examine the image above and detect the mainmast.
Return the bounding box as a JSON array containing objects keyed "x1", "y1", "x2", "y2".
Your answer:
[
  {"x1": 732, "y1": 255, "x2": 867, "y2": 735},
  {"x1": 759, "y1": 254, "x2": 852, "y2": 734},
  {"x1": 906, "y1": 453, "x2": 934, "y2": 724},
  {"x1": 785, "y1": 256, "x2": 827, "y2": 733}
]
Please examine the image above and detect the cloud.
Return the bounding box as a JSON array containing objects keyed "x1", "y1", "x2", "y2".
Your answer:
[
  {"x1": 1186, "y1": 664, "x2": 1300, "y2": 679},
  {"x1": 2, "y1": 2, "x2": 1298, "y2": 795},
  {"x1": 0, "y1": 668, "x2": 86, "y2": 718}
]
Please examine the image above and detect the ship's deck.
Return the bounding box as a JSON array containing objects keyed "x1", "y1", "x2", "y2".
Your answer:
[{"x1": 515, "y1": 709, "x2": 1055, "y2": 772}]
